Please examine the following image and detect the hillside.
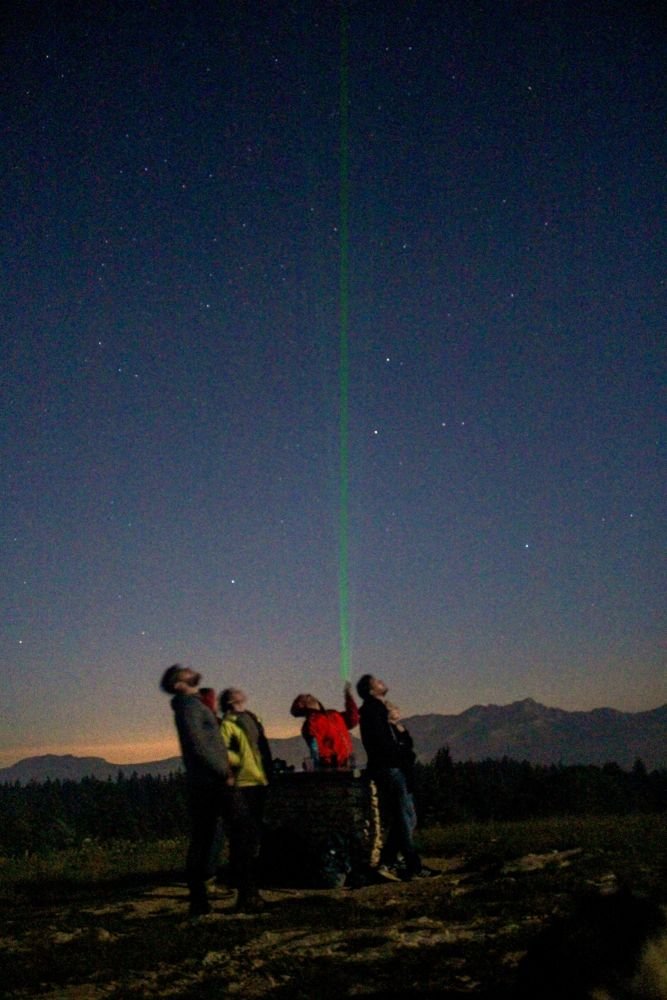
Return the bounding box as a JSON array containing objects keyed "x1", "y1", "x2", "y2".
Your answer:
[
  {"x1": 406, "y1": 699, "x2": 667, "y2": 770},
  {"x1": 0, "y1": 753, "x2": 185, "y2": 785},
  {"x1": 1, "y1": 700, "x2": 664, "y2": 783}
]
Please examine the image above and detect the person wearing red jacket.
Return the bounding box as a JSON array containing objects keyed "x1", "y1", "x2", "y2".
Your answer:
[{"x1": 290, "y1": 682, "x2": 360, "y2": 768}]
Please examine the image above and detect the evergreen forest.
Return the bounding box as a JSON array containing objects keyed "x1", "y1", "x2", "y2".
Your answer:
[{"x1": 1, "y1": 751, "x2": 665, "y2": 858}]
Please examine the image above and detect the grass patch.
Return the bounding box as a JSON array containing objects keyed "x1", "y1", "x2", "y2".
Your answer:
[
  {"x1": 418, "y1": 813, "x2": 667, "y2": 863},
  {"x1": 0, "y1": 836, "x2": 188, "y2": 884}
]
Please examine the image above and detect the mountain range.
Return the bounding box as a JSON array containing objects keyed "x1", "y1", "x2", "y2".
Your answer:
[
  {"x1": 1, "y1": 699, "x2": 665, "y2": 784},
  {"x1": 405, "y1": 698, "x2": 666, "y2": 771}
]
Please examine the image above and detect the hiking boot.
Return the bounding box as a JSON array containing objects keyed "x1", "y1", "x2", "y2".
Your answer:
[{"x1": 376, "y1": 864, "x2": 403, "y2": 882}]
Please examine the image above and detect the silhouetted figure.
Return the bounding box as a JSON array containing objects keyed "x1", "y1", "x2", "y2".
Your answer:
[
  {"x1": 357, "y1": 674, "x2": 436, "y2": 881},
  {"x1": 160, "y1": 664, "x2": 231, "y2": 917}
]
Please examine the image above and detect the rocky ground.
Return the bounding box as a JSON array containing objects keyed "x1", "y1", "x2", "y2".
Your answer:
[{"x1": 1, "y1": 816, "x2": 666, "y2": 999}]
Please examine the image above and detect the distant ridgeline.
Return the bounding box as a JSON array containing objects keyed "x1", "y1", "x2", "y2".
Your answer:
[
  {"x1": 0, "y1": 753, "x2": 665, "y2": 858},
  {"x1": 1, "y1": 699, "x2": 665, "y2": 786}
]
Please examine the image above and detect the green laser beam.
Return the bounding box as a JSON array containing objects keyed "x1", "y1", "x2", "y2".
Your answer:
[{"x1": 338, "y1": 4, "x2": 351, "y2": 682}]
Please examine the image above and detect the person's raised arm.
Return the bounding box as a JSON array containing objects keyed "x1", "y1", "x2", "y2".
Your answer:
[{"x1": 342, "y1": 681, "x2": 360, "y2": 729}]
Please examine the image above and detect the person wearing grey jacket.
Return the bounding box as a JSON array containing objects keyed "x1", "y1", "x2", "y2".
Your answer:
[{"x1": 161, "y1": 664, "x2": 257, "y2": 916}]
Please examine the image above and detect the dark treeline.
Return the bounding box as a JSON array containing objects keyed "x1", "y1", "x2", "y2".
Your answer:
[
  {"x1": 414, "y1": 749, "x2": 667, "y2": 825},
  {"x1": 0, "y1": 771, "x2": 190, "y2": 857},
  {"x1": 0, "y1": 754, "x2": 665, "y2": 857}
]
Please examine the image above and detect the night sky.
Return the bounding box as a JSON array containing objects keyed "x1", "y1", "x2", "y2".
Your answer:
[{"x1": 2, "y1": 1, "x2": 665, "y2": 767}]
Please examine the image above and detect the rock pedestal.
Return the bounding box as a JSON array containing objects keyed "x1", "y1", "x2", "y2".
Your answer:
[{"x1": 261, "y1": 769, "x2": 382, "y2": 886}]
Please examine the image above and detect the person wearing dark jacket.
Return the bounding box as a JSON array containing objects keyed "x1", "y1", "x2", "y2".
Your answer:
[
  {"x1": 386, "y1": 702, "x2": 416, "y2": 793},
  {"x1": 356, "y1": 674, "x2": 435, "y2": 880},
  {"x1": 160, "y1": 664, "x2": 257, "y2": 916},
  {"x1": 384, "y1": 700, "x2": 418, "y2": 853}
]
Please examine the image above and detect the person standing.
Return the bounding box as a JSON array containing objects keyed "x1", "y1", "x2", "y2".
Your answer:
[
  {"x1": 383, "y1": 701, "x2": 418, "y2": 867},
  {"x1": 290, "y1": 682, "x2": 359, "y2": 768},
  {"x1": 160, "y1": 664, "x2": 232, "y2": 917},
  {"x1": 356, "y1": 674, "x2": 436, "y2": 881},
  {"x1": 219, "y1": 687, "x2": 272, "y2": 912}
]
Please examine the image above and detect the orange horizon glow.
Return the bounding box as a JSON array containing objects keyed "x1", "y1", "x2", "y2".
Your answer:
[
  {"x1": 0, "y1": 723, "x2": 302, "y2": 770},
  {"x1": 0, "y1": 739, "x2": 181, "y2": 769}
]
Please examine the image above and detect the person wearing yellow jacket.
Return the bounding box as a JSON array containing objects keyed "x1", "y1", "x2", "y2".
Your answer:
[{"x1": 219, "y1": 688, "x2": 273, "y2": 911}]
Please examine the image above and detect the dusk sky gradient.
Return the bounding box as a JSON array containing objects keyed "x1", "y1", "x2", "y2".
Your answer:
[{"x1": 2, "y1": 1, "x2": 665, "y2": 767}]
